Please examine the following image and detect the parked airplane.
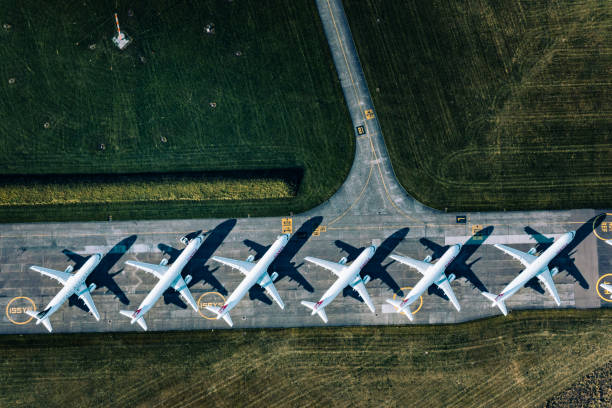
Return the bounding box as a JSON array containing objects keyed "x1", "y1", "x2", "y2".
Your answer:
[
  {"x1": 301, "y1": 245, "x2": 376, "y2": 323},
  {"x1": 206, "y1": 234, "x2": 289, "y2": 326},
  {"x1": 120, "y1": 234, "x2": 205, "y2": 330},
  {"x1": 600, "y1": 282, "x2": 612, "y2": 293},
  {"x1": 386, "y1": 244, "x2": 462, "y2": 320},
  {"x1": 26, "y1": 253, "x2": 102, "y2": 332},
  {"x1": 482, "y1": 231, "x2": 575, "y2": 315}
]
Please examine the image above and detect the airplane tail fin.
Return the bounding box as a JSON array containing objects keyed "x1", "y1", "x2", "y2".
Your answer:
[
  {"x1": 385, "y1": 298, "x2": 414, "y2": 321},
  {"x1": 481, "y1": 292, "x2": 508, "y2": 316},
  {"x1": 300, "y1": 301, "x2": 328, "y2": 323},
  {"x1": 205, "y1": 306, "x2": 233, "y2": 327},
  {"x1": 119, "y1": 310, "x2": 148, "y2": 331},
  {"x1": 25, "y1": 310, "x2": 53, "y2": 332}
]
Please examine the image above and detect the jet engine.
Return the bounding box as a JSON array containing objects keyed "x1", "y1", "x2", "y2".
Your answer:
[
  {"x1": 184, "y1": 275, "x2": 193, "y2": 285},
  {"x1": 88, "y1": 283, "x2": 97, "y2": 292},
  {"x1": 447, "y1": 273, "x2": 456, "y2": 283},
  {"x1": 338, "y1": 257, "x2": 348, "y2": 265},
  {"x1": 527, "y1": 247, "x2": 537, "y2": 255},
  {"x1": 362, "y1": 275, "x2": 371, "y2": 285},
  {"x1": 246, "y1": 254, "x2": 255, "y2": 262},
  {"x1": 180, "y1": 236, "x2": 189, "y2": 246},
  {"x1": 159, "y1": 258, "x2": 169, "y2": 266},
  {"x1": 423, "y1": 255, "x2": 432, "y2": 263},
  {"x1": 550, "y1": 267, "x2": 559, "y2": 276},
  {"x1": 270, "y1": 272, "x2": 279, "y2": 282},
  {"x1": 64, "y1": 265, "x2": 74, "y2": 274}
]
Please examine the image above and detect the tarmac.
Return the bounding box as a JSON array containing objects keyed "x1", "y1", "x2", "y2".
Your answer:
[{"x1": 0, "y1": 0, "x2": 610, "y2": 334}]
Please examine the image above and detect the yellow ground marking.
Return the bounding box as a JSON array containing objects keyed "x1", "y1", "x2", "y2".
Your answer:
[
  {"x1": 197, "y1": 292, "x2": 226, "y2": 320},
  {"x1": 281, "y1": 218, "x2": 293, "y2": 234},
  {"x1": 593, "y1": 213, "x2": 612, "y2": 241},
  {"x1": 6, "y1": 296, "x2": 36, "y2": 325},
  {"x1": 471, "y1": 224, "x2": 483, "y2": 238},
  {"x1": 595, "y1": 274, "x2": 612, "y2": 303},
  {"x1": 364, "y1": 109, "x2": 375, "y2": 119},
  {"x1": 392, "y1": 287, "x2": 423, "y2": 315},
  {"x1": 326, "y1": 156, "x2": 375, "y2": 226},
  {"x1": 313, "y1": 225, "x2": 327, "y2": 236}
]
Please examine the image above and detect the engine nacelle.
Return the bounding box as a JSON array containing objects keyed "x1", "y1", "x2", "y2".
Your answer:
[
  {"x1": 246, "y1": 254, "x2": 255, "y2": 262},
  {"x1": 184, "y1": 274, "x2": 193, "y2": 285},
  {"x1": 270, "y1": 272, "x2": 279, "y2": 282},
  {"x1": 88, "y1": 283, "x2": 97, "y2": 292},
  {"x1": 550, "y1": 267, "x2": 559, "y2": 276},
  {"x1": 423, "y1": 255, "x2": 432, "y2": 263},
  {"x1": 338, "y1": 257, "x2": 348, "y2": 265},
  {"x1": 159, "y1": 258, "x2": 169, "y2": 266},
  {"x1": 528, "y1": 247, "x2": 537, "y2": 255},
  {"x1": 65, "y1": 265, "x2": 74, "y2": 274},
  {"x1": 180, "y1": 236, "x2": 189, "y2": 246},
  {"x1": 447, "y1": 273, "x2": 456, "y2": 283},
  {"x1": 362, "y1": 275, "x2": 371, "y2": 285}
]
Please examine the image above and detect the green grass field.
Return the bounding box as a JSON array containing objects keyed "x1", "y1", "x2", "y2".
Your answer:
[
  {"x1": 344, "y1": 0, "x2": 612, "y2": 211},
  {"x1": 0, "y1": 0, "x2": 353, "y2": 221},
  {"x1": 0, "y1": 310, "x2": 610, "y2": 407}
]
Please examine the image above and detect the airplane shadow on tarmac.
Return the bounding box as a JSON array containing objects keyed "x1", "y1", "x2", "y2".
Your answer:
[
  {"x1": 522, "y1": 214, "x2": 604, "y2": 293},
  {"x1": 63, "y1": 234, "x2": 137, "y2": 313},
  {"x1": 419, "y1": 226, "x2": 493, "y2": 302},
  {"x1": 158, "y1": 219, "x2": 237, "y2": 309},
  {"x1": 243, "y1": 216, "x2": 322, "y2": 305},
  {"x1": 334, "y1": 227, "x2": 409, "y2": 305}
]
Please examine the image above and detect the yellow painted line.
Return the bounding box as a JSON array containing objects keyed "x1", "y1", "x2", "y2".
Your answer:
[
  {"x1": 595, "y1": 274, "x2": 612, "y2": 303},
  {"x1": 6, "y1": 296, "x2": 36, "y2": 325},
  {"x1": 392, "y1": 287, "x2": 423, "y2": 315},
  {"x1": 327, "y1": 157, "x2": 375, "y2": 226}
]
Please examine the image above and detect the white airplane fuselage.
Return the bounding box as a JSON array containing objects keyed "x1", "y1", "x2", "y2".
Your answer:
[
  {"x1": 129, "y1": 235, "x2": 204, "y2": 323},
  {"x1": 38, "y1": 253, "x2": 102, "y2": 319},
  {"x1": 314, "y1": 246, "x2": 375, "y2": 312},
  {"x1": 496, "y1": 231, "x2": 574, "y2": 302},
  {"x1": 217, "y1": 234, "x2": 290, "y2": 317},
  {"x1": 401, "y1": 244, "x2": 460, "y2": 306}
]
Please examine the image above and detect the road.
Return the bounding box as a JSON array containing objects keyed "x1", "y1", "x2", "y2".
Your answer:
[{"x1": 0, "y1": 0, "x2": 610, "y2": 333}]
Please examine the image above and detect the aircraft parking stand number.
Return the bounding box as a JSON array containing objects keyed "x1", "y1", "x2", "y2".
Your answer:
[
  {"x1": 6, "y1": 296, "x2": 36, "y2": 325},
  {"x1": 282, "y1": 218, "x2": 293, "y2": 234},
  {"x1": 313, "y1": 225, "x2": 326, "y2": 236},
  {"x1": 593, "y1": 213, "x2": 612, "y2": 241},
  {"x1": 471, "y1": 224, "x2": 483, "y2": 239},
  {"x1": 364, "y1": 109, "x2": 375, "y2": 120},
  {"x1": 197, "y1": 292, "x2": 227, "y2": 320},
  {"x1": 456, "y1": 215, "x2": 467, "y2": 224},
  {"x1": 596, "y1": 274, "x2": 612, "y2": 303},
  {"x1": 355, "y1": 125, "x2": 366, "y2": 136}
]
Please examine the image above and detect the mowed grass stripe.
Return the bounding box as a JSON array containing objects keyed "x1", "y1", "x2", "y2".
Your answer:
[
  {"x1": 0, "y1": 171, "x2": 299, "y2": 205},
  {"x1": 0, "y1": 310, "x2": 609, "y2": 407}
]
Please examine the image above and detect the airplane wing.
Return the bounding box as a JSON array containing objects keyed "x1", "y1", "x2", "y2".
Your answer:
[
  {"x1": 211, "y1": 256, "x2": 255, "y2": 276},
  {"x1": 389, "y1": 254, "x2": 430, "y2": 275},
  {"x1": 494, "y1": 244, "x2": 537, "y2": 267},
  {"x1": 76, "y1": 284, "x2": 100, "y2": 320},
  {"x1": 351, "y1": 281, "x2": 375, "y2": 313},
  {"x1": 30, "y1": 266, "x2": 71, "y2": 285},
  {"x1": 172, "y1": 275, "x2": 198, "y2": 311},
  {"x1": 435, "y1": 277, "x2": 461, "y2": 311},
  {"x1": 125, "y1": 260, "x2": 168, "y2": 279},
  {"x1": 537, "y1": 269, "x2": 561, "y2": 306},
  {"x1": 257, "y1": 273, "x2": 285, "y2": 309},
  {"x1": 304, "y1": 256, "x2": 346, "y2": 277}
]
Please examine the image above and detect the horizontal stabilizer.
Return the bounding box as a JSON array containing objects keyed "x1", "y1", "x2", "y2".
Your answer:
[
  {"x1": 481, "y1": 292, "x2": 508, "y2": 316},
  {"x1": 135, "y1": 317, "x2": 147, "y2": 331},
  {"x1": 385, "y1": 298, "x2": 413, "y2": 321},
  {"x1": 26, "y1": 310, "x2": 53, "y2": 332},
  {"x1": 119, "y1": 310, "x2": 148, "y2": 330},
  {"x1": 205, "y1": 305, "x2": 234, "y2": 327},
  {"x1": 300, "y1": 301, "x2": 328, "y2": 323}
]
